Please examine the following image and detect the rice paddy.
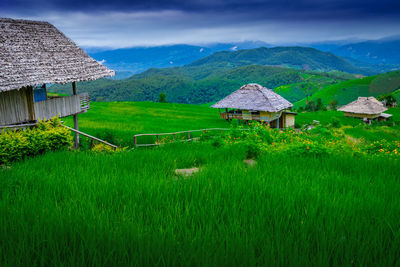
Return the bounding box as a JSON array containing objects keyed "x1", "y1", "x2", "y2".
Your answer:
[{"x1": 2, "y1": 102, "x2": 400, "y2": 266}]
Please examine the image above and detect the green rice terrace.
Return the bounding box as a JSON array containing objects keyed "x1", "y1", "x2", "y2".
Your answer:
[{"x1": 1, "y1": 101, "x2": 400, "y2": 265}]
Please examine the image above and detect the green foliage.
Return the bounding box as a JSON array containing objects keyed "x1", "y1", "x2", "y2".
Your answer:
[
  {"x1": 158, "y1": 92, "x2": 167, "y2": 103},
  {"x1": 378, "y1": 93, "x2": 397, "y2": 107},
  {"x1": 330, "y1": 117, "x2": 341, "y2": 128},
  {"x1": 329, "y1": 99, "x2": 338, "y2": 110},
  {"x1": 0, "y1": 118, "x2": 72, "y2": 164},
  {"x1": 362, "y1": 140, "x2": 400, "y2": 157},
  {"x1": 304, "y1": 98, "x2": 326, "y2": 111}
]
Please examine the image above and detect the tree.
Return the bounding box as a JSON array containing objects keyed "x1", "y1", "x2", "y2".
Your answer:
[
  {"x1": 316, "y1": 98, "x2": 326, "y2": 111},
  {"x1": 378, "y1": 94, "x2": 396, "y2": 107},
  {"x1": 329, "y1": 99, "x2": 338, "y2": 110},
  {"x1": 158, "y1": 92, "x2": 167, "y2": 103}
]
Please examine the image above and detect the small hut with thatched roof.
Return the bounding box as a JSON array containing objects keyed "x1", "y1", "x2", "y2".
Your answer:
[
  {"x1": 338, "y1": 97, "x2": 392, "y2": 123},
  {"x1": 0, "y1": 18, "x2": 114, "y2": 146},
  {"x1": 212, "y1": 83, "x2": 296, "y2": 128}
]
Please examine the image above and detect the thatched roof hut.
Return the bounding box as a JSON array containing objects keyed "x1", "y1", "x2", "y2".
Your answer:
[
  {"x1": 0, "y1": 18, "x2": 115, "y2": 148},
  {"x1": 0, "y1": 18, "x2": 114, "y2": 93},
  {"x1": 338, "y1": 97, "x2": 392, "y2": 121},
  {"x1": 212, "y1": 83, "x2": 295, "y2": 128},
  {"x1": 338, "y1": 97, "x2": 387, "y2": 115},
  {"x1": 212, "y1": 83, "x2": 292, "y2": 112}
]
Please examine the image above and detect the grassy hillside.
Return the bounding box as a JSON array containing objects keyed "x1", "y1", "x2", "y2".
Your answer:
[
  {"x1": 295, "y1": 70, "x2": 400, "y2": 107},
  {"x1": 50, "y1": 65, "x2": 355, "y2": 104},
  {"x1": 274, "y1": 72, "x2": 360, "y2": 103}
]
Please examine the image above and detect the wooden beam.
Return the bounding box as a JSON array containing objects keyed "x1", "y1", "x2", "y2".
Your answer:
[
  {"x1": 72, "y1": 82, "x2": 79, "y2": 149},
  {"x1": 62, "y1": 125, "x2": 118, "y2": 149}
]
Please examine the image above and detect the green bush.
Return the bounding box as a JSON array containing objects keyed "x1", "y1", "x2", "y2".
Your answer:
[
  {"x1": 331, "y1": 117, "x2": 341, "y2": 128},
  {"x1": 0, "y1": 118, "x2": 72, "y2": 164}
]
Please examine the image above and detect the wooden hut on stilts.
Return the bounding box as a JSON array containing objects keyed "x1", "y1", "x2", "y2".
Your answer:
[
  {"x1": 0, "y1": 18, "x2": 115, "y2": 148},
  {"x1": 338, "y1": 97, "x2": 392, "y2": 123},
  {"x1": 212, "y1": 83, "x2": 296, "y2": 128}
]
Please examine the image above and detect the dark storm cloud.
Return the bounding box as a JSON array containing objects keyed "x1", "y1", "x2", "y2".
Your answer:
[
  {"x1": 1, "y1": 0, "x2": 400, "y2": 47},
  {"x1": 2, "y1": 0, "x2": 400, "y2": 20}
]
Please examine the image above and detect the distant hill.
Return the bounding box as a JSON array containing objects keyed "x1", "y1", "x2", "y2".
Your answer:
[
  {"x1": 294, "y1": 70, "x2": 400, "y2": 107},
  {"x1": 89, "y1": 42, "x2": 270, "y2": 74},
  {"x1": 50, "y1": 64, "x2": 353, "y2": 104},
  {"x1": 187, "y1": 46, "x2": 371, "y2": 75},
  {"x1": 332, "y1": 36, "x2": 400, "y2": 65}
]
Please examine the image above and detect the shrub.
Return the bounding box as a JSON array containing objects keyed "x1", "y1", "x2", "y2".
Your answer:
[
  {"x1": 158, "y1": 92, "x2": 167, "y2": 103},
  {"x1": 331, "y1": 117, "x2": 341, "y2": 128},
  {"x1": 91, "y1": 143, "x2": 126, "y2": 153},
  {"x1": 0, "y1": 118, "x2": 72, "y2": 164},
  {"x1": 245, "y1": 141, "x2": 262, "y2": 159},
  {"x1": 211, "y1": 136, "x2": 224, "y2": 148}
]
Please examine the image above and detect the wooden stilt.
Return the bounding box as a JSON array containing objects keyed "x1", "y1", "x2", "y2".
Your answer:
[{"x1": 72, "y1": 82, "x2": 79, "y2": 149}]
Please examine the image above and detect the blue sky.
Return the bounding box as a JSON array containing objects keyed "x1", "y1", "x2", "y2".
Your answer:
[{"x1": 1, "y1": 0, "x2": 400, "y2": 47}]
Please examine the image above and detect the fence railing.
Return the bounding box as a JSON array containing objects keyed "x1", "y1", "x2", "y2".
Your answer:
[
  {"x1": 79, "y1": 93, "x2": 90, "y2": 112},
  {"x1": 133, "y1": 128, "x2": 233, "y2": 147}
]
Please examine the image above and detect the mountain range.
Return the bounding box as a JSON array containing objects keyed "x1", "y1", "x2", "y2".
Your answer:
[
  {"x1": 50, "y1": 46, "x2": 364, "y2": 104},
  {"x1": 87, "y1": 36, "x2": 400, "y2": 76},
  {"x1": 89, "y1": 41, "x2": 270, "y2": 75}
]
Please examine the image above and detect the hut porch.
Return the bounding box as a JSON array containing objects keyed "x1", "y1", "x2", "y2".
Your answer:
[
  {"x1": 33, "y1": 92, "x2": 90, "y2": 121},
  {"x1": 0, "y1": 86, "x2": 90, "y2": 126},
  {"x1": 219, "y1": 109, "x2": 295, "y2": 128}
]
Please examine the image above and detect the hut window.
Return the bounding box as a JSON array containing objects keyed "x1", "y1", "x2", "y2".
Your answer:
[{"x1": 33, "y1": 86, "x2": 47, "y2": 102}]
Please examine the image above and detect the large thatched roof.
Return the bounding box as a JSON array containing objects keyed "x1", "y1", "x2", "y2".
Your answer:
[
  {"x1": 338, "y1": 97, "x2": 387, "y2": 115},
  {"x1": 212, "y1": 83, "x2": 292, "y2": 112},
  {"x1": 0, "y1": 18, "x2": 115, "y2": 92}
]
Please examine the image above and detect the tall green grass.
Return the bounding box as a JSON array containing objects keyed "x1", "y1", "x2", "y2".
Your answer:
[
  {"x1": 1, "y1": 142, "x2": 400, "y2": 266},
  {"x1": 63, "y1": 101, "x2": 230, "y2": 147}
]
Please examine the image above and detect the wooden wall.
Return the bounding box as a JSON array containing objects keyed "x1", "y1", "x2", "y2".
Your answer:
[
  {"x1": 285, "y1": 114, "x2": 296, "y2": 127},
  {"x1": 34, "y1": 94, "x2": 82, "y2": 120},
  {"x1": 343, "y1": 112, "x2": 379, "y2": 119},
  {"x1": 1, "y1": 88, "x2": 84, "y2": 126},
  {"x1": 0, "y1": 87, "x2": 34, "y2": 126}
]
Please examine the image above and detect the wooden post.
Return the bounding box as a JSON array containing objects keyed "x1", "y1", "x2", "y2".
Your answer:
[
  {"x1": 134, "y1": 135, "x2": 137, "y2": 146},
  {"x1": 156, "y1": 135, "x2": 159, "y2": 143},
  {"x1": 72, "y1": 82, "x2": 79, "y2": 149},
  {"x1": 26, "y1": 86, "x2": 36, "y2": 122},
  {"x1": 188, "y1": 132, "x2": 191, "y2": 140},
  {"x1": 43, "y1": 84, "x2": 48, "y2": 100},
  {"x1": 173, "y1": 133, "x2": 176, "y2": 140},
  {"x1": 225, "y1": 108, "x2": 228, "y2": 120}
]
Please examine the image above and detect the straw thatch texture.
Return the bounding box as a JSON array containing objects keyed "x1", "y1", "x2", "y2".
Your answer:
[
  {"x1": 338, "y1": 97, "x2": 387, "y2": 115},
  {"x1": 0, "y1": 18, "x2": 115, "y2": 92},
  {"x1": 212, "y1": 83, "x2": 292, "y2": 112}
]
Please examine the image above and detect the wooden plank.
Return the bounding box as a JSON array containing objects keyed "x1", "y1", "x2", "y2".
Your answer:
[{"x1": 0, "y1": 89, "x2": 31, "y2": 125}]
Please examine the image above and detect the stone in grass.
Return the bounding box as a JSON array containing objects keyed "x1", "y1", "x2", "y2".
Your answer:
[
  {"x1": 243, "y1": 159, "x2": 257, "y2": 167},
  {"x1": 174, "y1": 167, "x2": 199, "y2": 178}
]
